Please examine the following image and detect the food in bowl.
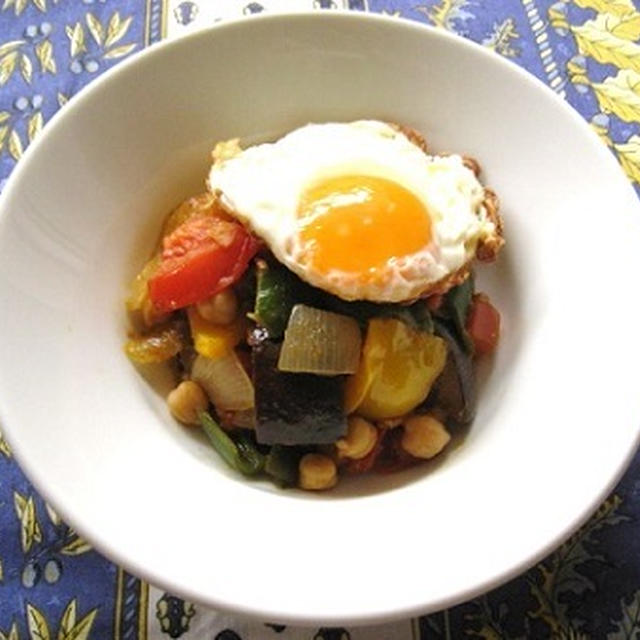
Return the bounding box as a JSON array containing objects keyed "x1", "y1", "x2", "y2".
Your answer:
[{"x1": 124, "y1": 120, "x2": 504, "y2": 490}]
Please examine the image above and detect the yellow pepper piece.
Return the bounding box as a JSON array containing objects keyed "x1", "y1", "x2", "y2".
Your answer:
[
  {"x1": 187, "y1": 306, "x2": 245, "y2": 360},
  {"x1": 345, "y1": 318, "x2": 447, "y2": 420}
]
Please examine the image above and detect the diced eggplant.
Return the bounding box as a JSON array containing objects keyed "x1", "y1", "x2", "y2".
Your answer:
[
  {"x1": 251, "y1": 329, "x2": 347, "y2": 446},
  {"x1": 432, "y1": 320, "x2": 477, "y2": 425}
]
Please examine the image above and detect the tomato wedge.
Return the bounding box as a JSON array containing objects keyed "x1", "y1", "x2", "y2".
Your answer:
[
  {"x1": 465, "y1": 293, "x2": 501, "y2": 356},
  {"x1": 148, "y1": 214, "x2": 259, "y2": 313}
]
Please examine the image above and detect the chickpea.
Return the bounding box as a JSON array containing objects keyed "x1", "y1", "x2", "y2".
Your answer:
[
  {"x1": 196, "y1": 288, "x2": 237, "y2": 325},
  {"x1": 167, "y1": 380, "x2": 209, "y2": 425},
  {"x1": 401, "y1": 414, "x2": 451, "y2": 459},
  {"x1": 299, "y1": 454, "x2": 337, "y2": 490},
  {"x1": 336, "y1": 416, "x2": 378, "y2": 460}
]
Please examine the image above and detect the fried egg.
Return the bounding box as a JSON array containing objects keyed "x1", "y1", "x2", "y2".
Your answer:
[{"x1": 207, "y1": 120, "x2": 499, "y2": 302}]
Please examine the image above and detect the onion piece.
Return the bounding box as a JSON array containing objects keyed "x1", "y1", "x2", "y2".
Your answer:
[
  {"x1": 220, "y1": 409, "x2": 257, "y2": 430},
  {"x1": 191, "y1": 352, "x2": 254, "y2": 411},
  {"x1": 124, "y1": 325, "x2": 182, "y2": 364},
  {"x1": 125, "y1": 254, "x2": 160, "y2": 313},
  {"x1": 277, "y1": 304, "x2": 361, "y2": 375}
]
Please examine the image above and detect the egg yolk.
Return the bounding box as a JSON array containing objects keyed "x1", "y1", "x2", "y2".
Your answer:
[{"x1": 297, "y1": 175, "x2": 431, "y2": 280}]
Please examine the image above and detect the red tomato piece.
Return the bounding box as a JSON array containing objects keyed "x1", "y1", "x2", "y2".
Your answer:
[
  {"x1": 466, "y1": 293, "x2": 501, "y2": 356},
  {"x1": 148, "y1": 214, "x2": 259, "y2": 313}
]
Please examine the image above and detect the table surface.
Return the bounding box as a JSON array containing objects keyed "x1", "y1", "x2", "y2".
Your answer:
[{"x1": 1, "y1": 1, "x2": 640, "y2": 638}]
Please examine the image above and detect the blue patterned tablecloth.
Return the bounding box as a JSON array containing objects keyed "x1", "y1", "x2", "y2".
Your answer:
[{"x1": 2, "y1": 1, "x2": 640, "y2": 638}]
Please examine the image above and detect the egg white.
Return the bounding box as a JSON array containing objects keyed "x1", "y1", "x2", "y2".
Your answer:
[{"x1": 208, "y1": 120, "x2": 496, "y2": 302}]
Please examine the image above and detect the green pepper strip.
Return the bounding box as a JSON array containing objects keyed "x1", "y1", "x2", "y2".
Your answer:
[
  {"x1": 265, "y1": 445, "x2": 301, "y2": 487},
  {"x1": 254, "y1": 261, "x2": 298, "y2": 338},
  {"x1": 199, "y1": 411, "x2": 264, "y2": 476}
]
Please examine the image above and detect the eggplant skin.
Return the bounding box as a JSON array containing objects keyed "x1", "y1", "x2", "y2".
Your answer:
[
  {"x1": 251, "y1": 329, "x2": 348, "y2": 446},
  {"x1": 432, "y1": 320, "x2": 477, "y2": 426}
]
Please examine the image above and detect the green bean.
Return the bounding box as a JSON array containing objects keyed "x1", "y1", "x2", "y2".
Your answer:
[
  {"x1": 234, "y1": 431, "x2": 265, "y2": 475},
  {"x1": 199, "y1": 411, "x2": 264, "y2": 476}
]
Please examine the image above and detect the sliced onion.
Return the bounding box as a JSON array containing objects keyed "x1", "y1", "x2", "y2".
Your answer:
[
  {"x1": 227, "y1": 407, "x2": 256, "y2": 429},
  {"x1": 191, "y1": 352, "x2": 254, "y2": 411},
  {"x1": 124, "y1": 325, "x2": 182, "y2": 364},
  {"x1": 125, "y1": 254, "x2": 160, "y2": 313},
  {"x1": 277, "y1": 304, "x2": 362, "y2": 375}
]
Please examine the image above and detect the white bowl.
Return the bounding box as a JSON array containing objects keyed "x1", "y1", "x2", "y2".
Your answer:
[{"x1": 1, "y1": 11, "x2": 640, "y2": 626}]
